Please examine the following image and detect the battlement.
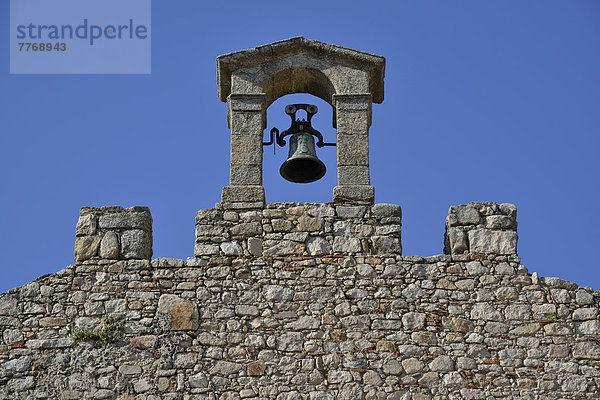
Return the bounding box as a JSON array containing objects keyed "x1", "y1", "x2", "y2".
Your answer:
[
  {"x1": 1, "y1": 200, "x2": 599, "y2": 399},
  {"x1": 72, "y1": 201, "x2": 519, "y2": 267}
]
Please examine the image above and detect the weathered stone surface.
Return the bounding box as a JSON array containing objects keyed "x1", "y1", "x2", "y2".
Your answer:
[
  {"x1": 76, "y1": 214, "x2": 97, "y2": 236},
  {"x1": 447, "y1": 228, "x2": 468, "y2": 254},
  {"x1": 382, "y1": 360, "x2": 403, "y2": 375},
  {"x1": 121, "y1": 229, "x2": 152, "y2": 259},
  {"x1": 247, "y1": 361, "x2": 266, "y2": 376},
  {"x1": 4, "y1": 197, "x2": 600, "y2": 399},
  {"x1": 74, "y1": 235, "x2": 101, "y2": 261},
  {"x1": 468, "y1": 229, "x2": 517, "y2": 255},
  {"x1": 99, "y1": 231, "x2": 119, "y2": 259},
  {"x1": 442, "y1": 317, "x2": 475, "y2": 333},
  {"x1": 263, "y1": 285, "x2": 294, "y2": 302},
  {"x1": 0, "y1": 296, "x2": 18, "y2": 315},
  {"x1": 129, "y1": 335, "x2": 156, "y2": 349},
  {"x1": 544, "y1": 323, "x2": 572, "y2": 336},
  {"x1": 98, "y1": 211, "x2": 151, "y2": 230},
  {"x1": 371, "y1": 204, "x2": 402, "y2": 218},
  {"x1": 485, "y1": 215, "x2": 516, "y2": 229},
  {"x1": 3, "y1": 356, "x2": 32, "y2": 372},
  {"x1": 402, "y1": 312, "x2": 426, "y2": 330},
  {"x1": 189, "y1": 372, "x2": 208, "y2": 388},
  {"x1": 263, "y1": 240, "x2": 298, "y2": 256},
  {"x1": 471, "y1": 303, "x2": 503, "y2": 321},
  {"x1": 306, "y1": 237, "x2": 332, "y2": 256},
  {"x1": 447, "y1": 206, "x2": 481, "y2": 226},
  {"x1": 119, "y1": 365, "x2": 142, "y2": 375},
  {"x1": 220, "y1": 241, "x2": 243, "y2": 256},
  {"x1": 573, "y1": 342, "x2": 600, "y2": 359},
  {"x1": 372, "y1": 236, "x2": 402, "y2": 254},
  {"x1": 157, "y1": 294, "x2": 198, "y2": 330},
  {"x1": 401, "y1": 358, "x2": 424, "y2": 374},
  {"x1": 210, "y1": 361, "x2": 243, "y2": 376},
  {"x1": 573, "y1": 307, "x2": 598, "y2": 320},
  {"x1": 429, "y1": 355, "x2": 454, "y2": 371},
  {"x1": 247, "y1": 237, "x2": 263, "y2": 256},
  {"x1": 465, "y1": 261, "x2": 487, "y2": 275},
  {"x1": 194, "y1": 243, "x2": 220, "y2": 256},
  {"x1": 333, "y1": 236, "x2": 362, "y2": 253}
]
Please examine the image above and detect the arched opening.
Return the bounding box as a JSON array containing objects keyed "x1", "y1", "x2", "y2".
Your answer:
[
  {"x1": 263, "y1": 67, "x2": 337, "y2": 110},
  {"x1": 263, "y1": 93, "x2": 337, "y2": 204}
]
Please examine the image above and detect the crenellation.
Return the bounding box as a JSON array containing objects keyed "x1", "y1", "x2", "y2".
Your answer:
[
  {"x1": 74, "y1": 206, "x2": 153, "y2": 264},
  {"x1": 444, "y1": 202, "x2": 518, "y2": 256}
]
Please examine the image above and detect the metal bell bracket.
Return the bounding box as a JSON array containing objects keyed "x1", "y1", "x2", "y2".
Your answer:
[{"x1": 263, "y1": 104, "x2": 337, "y2": 148}]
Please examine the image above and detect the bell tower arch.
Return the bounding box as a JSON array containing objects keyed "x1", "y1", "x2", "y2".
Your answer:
[{"x1": 216, "y1": 37, "x2": 385, "y2": 206}]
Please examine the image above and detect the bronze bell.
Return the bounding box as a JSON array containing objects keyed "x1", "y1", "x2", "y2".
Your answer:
[
  {"x1": 263, "y1": 104, "x2": 336, "y2": 184},
  {"x1": 280, "y1": 130, "x2": 326, "y2": 183}
]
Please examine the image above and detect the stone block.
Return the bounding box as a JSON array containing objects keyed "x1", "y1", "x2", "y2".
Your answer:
[
  {"x1": 371, "y1": 203, "x2": 402, "y2": 218},
  {"x1": 337, "y1": 134, "x2": 369, "y2": 165},
  {"x1": 220, "y1": 241, "x2": 243, "y2": 256},
  {"x1": 573, "y1": 341, "x2": 600, "y2": 359},
  {"x1": 485, "y1": 215, "x2": 516, "y2": 230},
  {"x1": 194, "y1": 243, "x2": 220, "y2": 256},
  {"x1": 98, "y1": 210, "x2": 152, "y2": 230},
  {"x1": 228, "y1": 109, "x2": 264, "y2": 134},
  {"x1": 402, "y1": 312, "x2": 426, "y2": 329},
  {"x1": 447, "y1": 206, "x2": 481, "y2": 226},
  {"x1": 209, "y1": 361, "x2": 244, "y2": 376},
  {"x1": 121, "y1": 230, "x2": 152, "y2": 259},
  {"x1": 442, "y1": 316, "x2": 475, "y2": 333},
  {"x1": 499, "y1": 203, "x2": 517, "y2": 217},
  {"x1": 429, "y1": 355, "x2": 454, "y2": 372},
  {"x1": 263, "y1": 240, "x2": 301, "y2": 256},
  {"x1": 335, "y1": 205, "x2": 366, "y2": 218},
  {"x1": 99, "y1": 231, "x2": 119, "y2": 259},
  {"x1": 333, "y1": 185, "x2": 375, "y2": 205},
  {"x1": 306, "y1": 204, "x2": 335, "y2": 217},
  {"x1": 306, "y1": 237, "x2": 332, "y2": 256},
  {"x1": 74, "y1": 235, "x2": 101, "y2": 262},
  {"x1": 76, "y1": 214, "x2": 97, "y2": 236},
  {"x1": 247, "y1": 237, "x2": 263, "y2": 256},
  {"x1": 297, "y1": 215, "x2": 324, "y2": 231},
  {"x1": 468, "y1": 229, "x2": 517, "y2": 255},
  {"x1": 157, "y1": 294, "x2": 198, "y2": 331},
  {"x1": 573, "y1": 307, "x2": 599, "y2": 320},
  {"x1": 189, "y1": 372, "x2": 208, "y2": 388},
  {"x1": 230, "y1": 164, "x2": 262, "y2": 185},
  {"x1": 228, "y1": 94, "x2": 265, "y2": 112},
  {"x1": 333, "y1": 236, "x2": 362, "y2": 253},
  {"x1": 446, "y1": 227, "x2": 468, "y2": 254},
  {"x1": 0, "y1": 296, "x2": 18, "y2": 315},
  {"x1": 222, "y1": 185, "x2": 265, "y2": 204},
  {"x1": 470, "y1": 303, "x2": 502, "y2": 321},
  {"x1": 334, "y1": 93, "x2": 372, "y2": 112},
  {"x1": 338, "y1": 165, "x2": 370, "y2": 185},
  {"x1": 230, "y1": 134, "x2": 263, "y2": 164},
  {"x1": 372, "y1": 236, "x2": 402, "y2": 254}
]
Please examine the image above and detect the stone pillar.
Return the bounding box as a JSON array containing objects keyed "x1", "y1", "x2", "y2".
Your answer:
[
  {"x1": 332, "y1": 93, "x2": 375, "y2": 204},
  {"x1": 221, "y1": 93, "x2": 266, "y2": 207},
  {"x1": 74, "y1": 206, "x2": 152, "y2": 263},
  {"x1": 444, "y1": 202, "x2": 518, "y2": 256}
]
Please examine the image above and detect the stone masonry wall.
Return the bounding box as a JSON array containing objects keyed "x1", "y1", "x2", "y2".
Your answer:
[{"x1": 1, "y1": 202, "x2": 600, "y2": 400}]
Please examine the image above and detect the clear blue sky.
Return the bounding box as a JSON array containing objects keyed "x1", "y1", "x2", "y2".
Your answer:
[{"x1": 1, "y1": 1, "x2": 599, "y2": 293}]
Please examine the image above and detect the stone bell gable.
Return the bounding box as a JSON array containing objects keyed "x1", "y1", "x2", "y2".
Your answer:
[
  {"x1": 1, "y1": 39, "x2": 599, "y2": 400},
  {"x1": 217, "y1": 37, "x2": 385, "y2": 206}
]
